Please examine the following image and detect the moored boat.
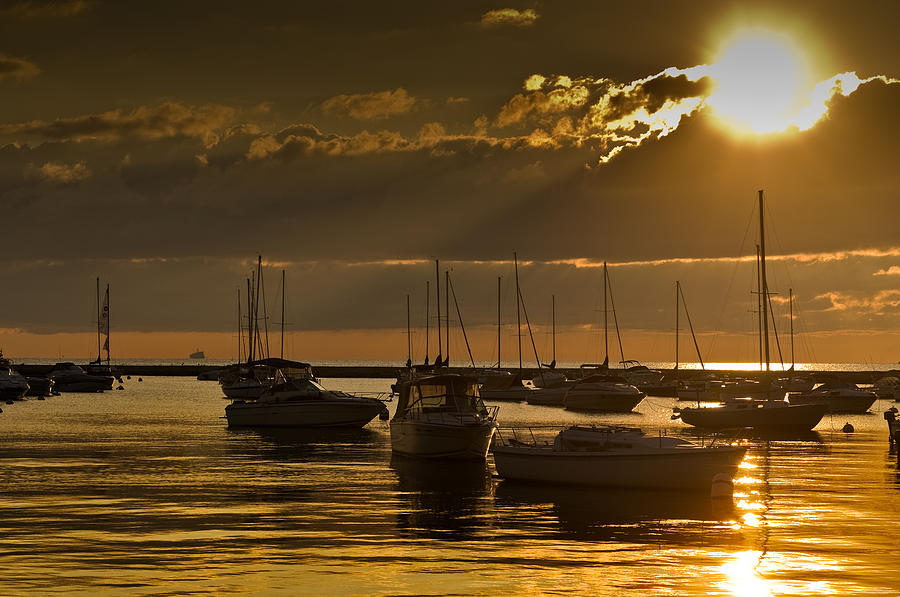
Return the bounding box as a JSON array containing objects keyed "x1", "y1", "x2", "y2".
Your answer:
[
  {"x1": 491, "y1": 425, "x2": 746, "y2": 490},
  {"x1": 674, "y1": 397, "x2": 826, "y2": 431},
  {"x1": 0, "y1": 352, "x2": 30, "y2": 400},
  {"x1": 787, "y1": 381, "x2": 877, "y2": 414},
  {"x1": 225, "y1": 362, "x2": 389, "y2": 428},
  {"x1": 390, "y1": 373, "x2": 498, "y2": 459},
  {"x1": 563, "y1": 374, "x2": 645, "y2": 412},
  {"x1": 49, "y1": 362, "x2": 114, "y2": 393}
]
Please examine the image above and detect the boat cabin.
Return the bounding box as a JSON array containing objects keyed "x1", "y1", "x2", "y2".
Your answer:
[{"x1": 394, "y1": 374, "x2": 490, "y2": 419}]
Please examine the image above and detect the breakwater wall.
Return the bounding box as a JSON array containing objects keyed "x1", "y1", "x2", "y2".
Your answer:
[{"x1": 12, "y1": 363, "x2": 897, "y2": 383}]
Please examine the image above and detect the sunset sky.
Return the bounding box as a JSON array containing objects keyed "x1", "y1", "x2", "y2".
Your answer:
[{"x1": 1, "y1": 0, "x2": 899, "y2": 365}]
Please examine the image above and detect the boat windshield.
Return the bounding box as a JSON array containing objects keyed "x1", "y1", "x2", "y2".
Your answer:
[{"x1": 405, "y1": 378, "x2": 487, "y2": 415}]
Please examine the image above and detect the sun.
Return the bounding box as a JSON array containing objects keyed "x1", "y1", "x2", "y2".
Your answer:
[{"x1": 706, "y1": 30, "x2": 811, "y2": 135}]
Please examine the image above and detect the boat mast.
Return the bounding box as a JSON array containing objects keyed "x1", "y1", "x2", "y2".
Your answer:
[
  {"x1": 789, "y1": 288, "x2": 794, "y2": 370},
  {"x1": 104, "y1": 284, "x2": 110, "y2": 366},
  {"x1": 445, "y1": 269, "x2": 450, "y2": 366},
  {"x1": 237, "y1": 288, "x2": 243, "y2": 362},
  {"x1": 435, "y1": 259, "x2": 442, "y2": 367},
  {"x1": 96, "y1": 277, "x2": 101, "y2": 363},
  {"x1": 680, "y1": 283, "x2": 705, "y2": 370},
  {"x1": 551, "y1": 294, "x2": 556, "y2": 367},
  {"x1": 424, "y1": 280, "x2": 430, "y2": 365},
  {"x1": 603, "y1": 261, "x2": 608, "y2": 366},
  {"x1": 759, "y1": 190, "x2": 770, "y2": 372},
  {"x1": 406, "y1": 294, "x2": 412, "y2": 368},
  {"x1": 247, "y1": 277, "x2": 253, "y2": 362},
  {"x1": 259, "y1": 259, "x2": 270, "y2": 360},
  {"x1": 675, "y1": 281, "x2": 680, "y2": 370},
  {"x1": 496, "y1": 276, "x2": 501, "y2": 369},
  {"x1": 514, "y1": 252, "x2": 522, "y2": 372},
  {"x1": 280, "y1": 269, "x2": 285, "y2": 359},
  {"x1": 756, "y1": 245, "x2": 763, "y2": 371}
]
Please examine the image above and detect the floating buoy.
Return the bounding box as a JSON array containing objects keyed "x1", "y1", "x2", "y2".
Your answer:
[
  {"x1": 842, "y1": 422, "x2": 854, "y2": 433},
  {"x1": 711, "y1": 473, "x2": 734, "y2": 498},
  {"x1": 138, "y1": 378, "x2": 143, "y2": 382},
  {"x1": 4, "y1": 400, "x2": 13, "y2": 405},
  {"x1": 127, "y1": 375, "x2": 132, "y2": 380}
]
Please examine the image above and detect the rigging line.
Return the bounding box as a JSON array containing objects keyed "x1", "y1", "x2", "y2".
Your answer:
[
  {"x1": 605, "y1": 266, "x2": 626, "y2": 366},
  {"x1": 709, "y1": 195, "x2": 758, "y2": 361},
  {"x1": 516, "y1": 283, "x2": 545, "y2": 385},
  {"x1": 448, "y1": 274, "x2": 476, "y2": 369},
  {"x1": 679, "y1": 284, "x2": 705, "y2": 370},
  {"x1": 766, "y1": 290, "x2": 785, "y2": 370}
]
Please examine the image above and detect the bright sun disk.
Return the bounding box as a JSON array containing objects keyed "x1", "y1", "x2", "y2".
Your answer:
[{"x1": 707, "y1": 31, "x2": 810, "y2": 134}]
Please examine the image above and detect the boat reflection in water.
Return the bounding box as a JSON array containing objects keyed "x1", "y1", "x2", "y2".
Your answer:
[
  {"x1": 390, "y1": 457, "x2": 494, "y2": 540},
  {"x1": 494, "y1": 482, "x2": 742, "y2": 544}
]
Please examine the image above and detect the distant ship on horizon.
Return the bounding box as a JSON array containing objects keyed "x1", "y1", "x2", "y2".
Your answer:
[{"x1": 189, "y1": 349, "x2": 205, "y2": 359}]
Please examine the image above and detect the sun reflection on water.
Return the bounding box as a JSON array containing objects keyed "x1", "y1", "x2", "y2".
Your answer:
[{"x1": 719, "y1": 550, "x2": 777, "y2": 597}]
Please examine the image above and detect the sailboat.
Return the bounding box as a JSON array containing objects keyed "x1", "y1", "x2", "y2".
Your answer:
[
  {"x1": 674, "y1": 191, "x2": 827, "y2": 432},
  {"x1": 563, "y1": 262, "x2": 644, "y2": 412}
]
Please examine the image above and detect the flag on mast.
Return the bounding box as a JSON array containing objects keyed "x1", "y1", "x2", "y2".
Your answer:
[{"x1": 99, "y1": 285, "x2": 110, "y2": 335}]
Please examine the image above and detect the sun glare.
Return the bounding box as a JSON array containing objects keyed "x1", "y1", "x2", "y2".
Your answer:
[{"x1": 706, "y1": 30, "x2": 810, "y2": 134}]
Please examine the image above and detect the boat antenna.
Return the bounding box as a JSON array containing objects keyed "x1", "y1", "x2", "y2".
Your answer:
[
  {"x1": 259, "y1": 259, "x2": 271, "y2": 360},
  {"x1": 448, "y1": 274, "x2": 476, "y2": 368},
  {"x1": 756, "y1": 245, "x2": 763, "y2": 370},
  {"x1": 424, "y1": 280, "x2": 430, "y2": 365},
  {"x1": 602, "y1": 261, "x2": 608, "y2": 367},
  {"x1": 550, "y1": 294, "x2": 557, "y2": 369},
  {"x1": 435, "y1": 259, "x2": 442, "y2": 367},
  {"x1": 514, "y1": 252, "x2": 522, "y2": 373},
  {"x1": 246, "y1": 276, "x2": 253, "y2": 362}
]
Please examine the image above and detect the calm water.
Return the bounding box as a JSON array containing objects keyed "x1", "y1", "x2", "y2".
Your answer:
[{"x1": 1, "y1": 377, "x2": 899, "y2": 596}]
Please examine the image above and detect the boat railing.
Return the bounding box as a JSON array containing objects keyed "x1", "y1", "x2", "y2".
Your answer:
[
  {"x1": 339, "y1": 391, "x2": 392, "y2": 402},
  {"x1": 401, "y1": 404, "x2": 499, "y2": 424},
  {"x1": 494, "y1": 424, "x2": 743, "y2": 449}
]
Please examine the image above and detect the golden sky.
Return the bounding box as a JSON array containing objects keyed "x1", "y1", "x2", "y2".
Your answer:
[{"x1": 0, "y1": 1, "x2": 898, "y2": 363}]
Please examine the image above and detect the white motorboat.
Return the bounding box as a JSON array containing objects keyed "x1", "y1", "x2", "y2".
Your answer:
[
  {"x1": 491, "y1": 425, "x2": 746, "y2": 490},
  {"x1": 390, "y1": 374, "x2": 499, "y2": 459},
  {"x1": 787, "y1": 381, "x2": 877, "y2": 414},
  {"x1": 0, "y1": 352, "x2": 29, "y2": 400},
  {"x1": 218, "y1": 359, "x2": 287, "y2": 399},
  {"x1": 674, "y1": 397, "x2": 826, "y2": 431},
  {"x1": 677, "y1": 378, "x2": 727, "y2": 401},
  {"x1": 524, "y1": 370, "x2": 573, "y2": 406},
  {"x1": 563, "y1": 374, "x2": 645, "y2": 412},
  {"x1": 479, "y1": 372, "x2": 530, "y2": 402},
  {"x1": 873, "y1": 376, "x2": 900, "y2": 400},
  {"x1": 49, "y1": 362, "x2": 114, "y2": 393},
  {"x1": 225, "y1": 367, "x2": 389, "y2": 428}
]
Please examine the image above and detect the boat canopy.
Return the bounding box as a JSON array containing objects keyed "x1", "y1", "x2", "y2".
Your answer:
[{"x1": 395, "y1": 374, "x2": 482, "y2": 416}]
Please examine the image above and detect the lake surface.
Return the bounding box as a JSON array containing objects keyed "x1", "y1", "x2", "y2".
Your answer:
[{"x1": 1, "y1": 377, "x2": 898, "y2": 595}]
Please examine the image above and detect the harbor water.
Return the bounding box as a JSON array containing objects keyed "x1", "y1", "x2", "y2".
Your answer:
[{"x1": 1, "y1": 376, "x2": 899, "y2": 595}]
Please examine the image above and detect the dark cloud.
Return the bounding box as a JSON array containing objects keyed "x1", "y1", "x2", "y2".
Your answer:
[
  {"x1": 0, "y1": 0, "x2": 93, "y2": 19},
  {"x1": 0, "y1": 54, "x2": 39, "y2": 80}
]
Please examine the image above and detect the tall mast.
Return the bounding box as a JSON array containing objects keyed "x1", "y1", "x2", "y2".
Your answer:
[
  {"x1": 280, "y1": 269, "x2": 285, "y2": 359},
  {"x1": 406, "y1": 294, "x2": 412, "y2": 368},
  {"x1": 96, "y1": 277, "x2": 101, "y2": 363},
  {"x1": 237, "y1": 289, "x2": 243, "y2": 362},
  {"x1": 259, "y1": 259, "x2": 270, "y2": 360},
  {"x1": 435, "y1": 259, "x2": 442, "y2": 366},
  {"x1": 445, "y1": 269, "x2": 450, "y2": 366},
  {"x1": 247, "y1": 276, "x2": 253, "y2": 362},
  {"x1": 758, "y1": 190, "x2": 770, "y2": 372},
  {"x1": 514, "y1": 252, "x2": 522, "y2": 372},
  {"x1": 675, "y1": 281, "x2": 680, "y2": 370},
  {"x1": 756, "y1": 245, "x2": 763, "y2": 371},
  {"x1": 551, "y1": 294, "x2": 556, "y2": 366},
  {"x1": 424, "y1": 280, "x2": 430, "y2": 365},
  {"x1": 603, "y1": 261, "x2": 609, "y2": 365},
  {"x1": 496, "y1": 276, "x2": 501, "y2": 370},
  {"x1": 789, "y1": 288, "x2": 795, "y2": 370},
  {"x1": 105, "y1": 284, "x2": 110, "y2": 365}
]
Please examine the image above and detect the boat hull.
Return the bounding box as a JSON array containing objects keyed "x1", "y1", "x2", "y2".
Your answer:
[
  {"x1": 479, "y1": 387, "x2": 529, "y2": 402},
  {"x1": 390, "y1": 419, "x2": 496, "y2": 459},
  {"x1": 787, "y1": 393, "x2": 877, "y2": 414},
  {"x1": 225, "y1": 398, "x2": 386, "y2": 428},
  {"x1": 492, "y1": 445, "x2": 746, "y2": 490},
  {"x1": 564, "y1": 391, "x2": 644, "y2": 412},
  {"x1": 678, "y1": 402, "x2": 826, "y2": 430},
  {"x1": 52, "y1": 377, "x2": 113, "y2": 392},
  {"x1": 525, "y1": 387, "x2": 568, "y2": 406}
]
